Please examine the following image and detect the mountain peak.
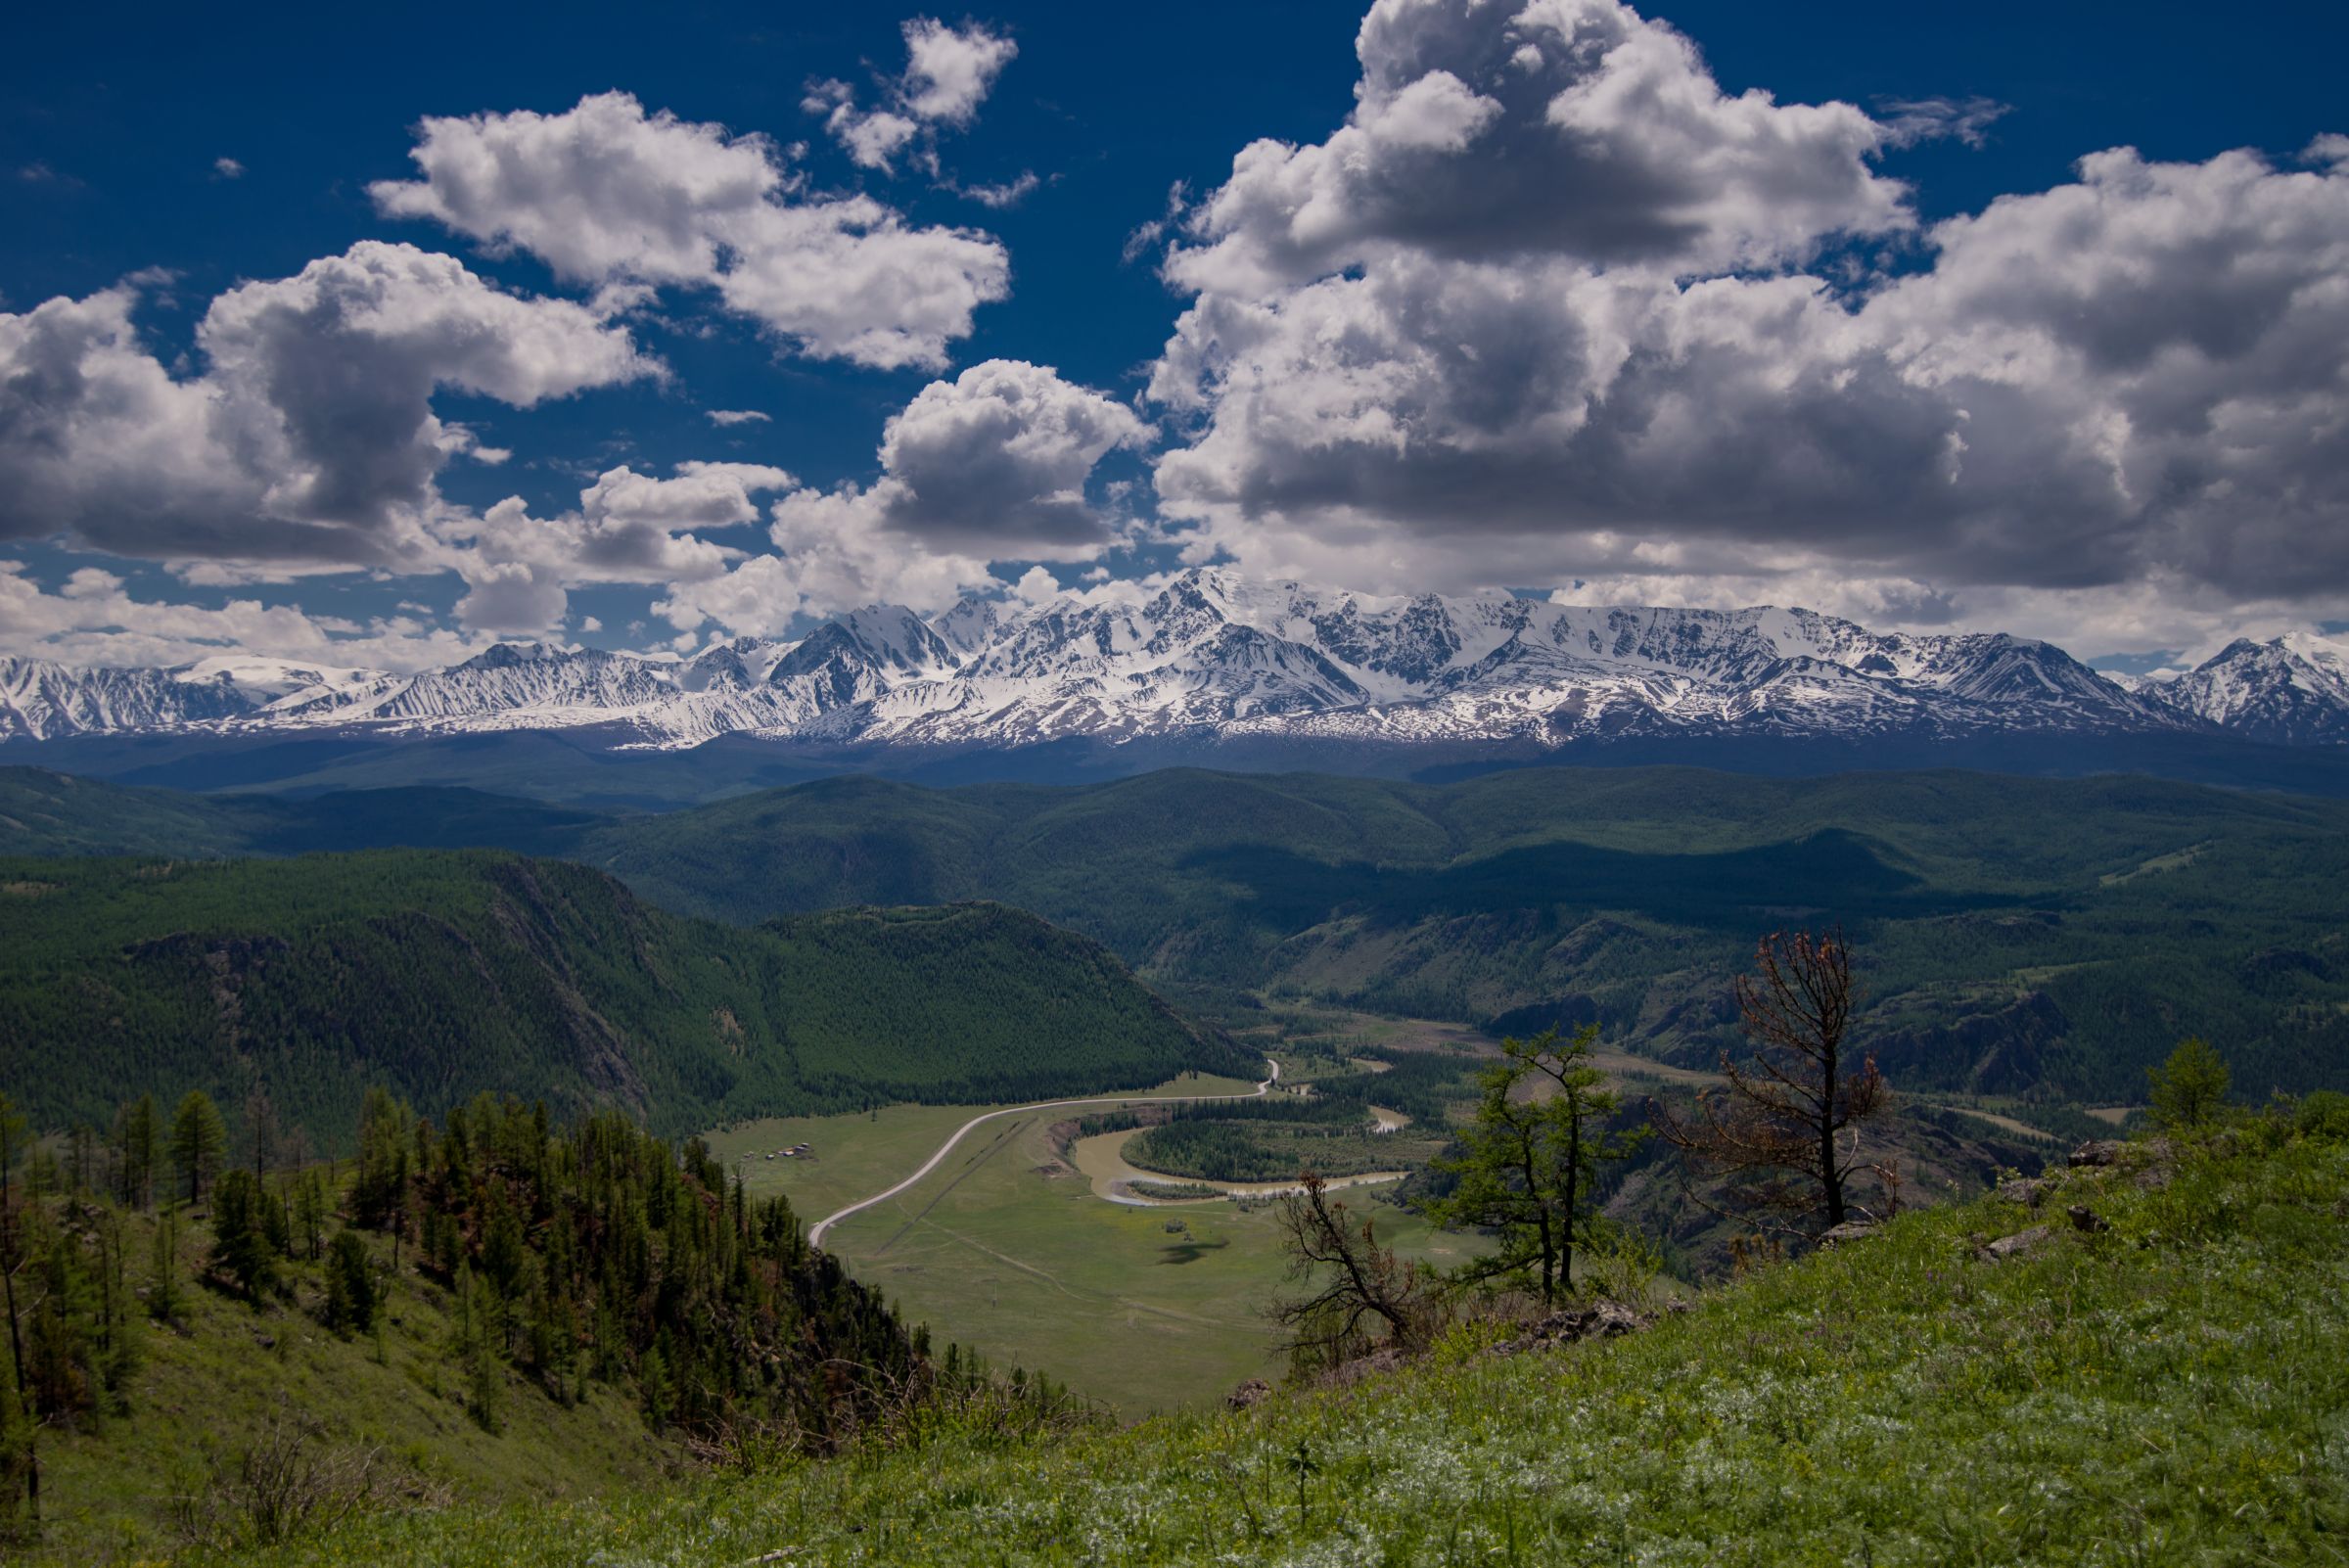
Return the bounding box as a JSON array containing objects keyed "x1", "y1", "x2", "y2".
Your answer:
[{"x1": 4, "y1": 573, "x2": 2342, "y2": 752}]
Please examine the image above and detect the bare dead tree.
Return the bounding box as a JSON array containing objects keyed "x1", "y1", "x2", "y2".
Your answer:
[
  {"x1": 1650, "y1": 927, "x2": 1890, "y2": 1240},
  {"x1": 1269, "y1": 1173, "x2": 1436, "y2": 1371}
]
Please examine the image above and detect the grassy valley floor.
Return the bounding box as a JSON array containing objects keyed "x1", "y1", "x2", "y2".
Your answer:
[
  {"x1": 711, "y1": 1071, "x2": 1472, "y2": 1413},
  {"x1": 208, "y1": 1124, "x2": 2349, "y2": 1566}
]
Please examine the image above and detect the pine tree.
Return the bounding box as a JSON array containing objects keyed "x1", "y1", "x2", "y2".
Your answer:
[
  {"x1": 208, "y1": 1169, "x2": 275, "y2": 1301},
  {"x1": 110, "y1": 1095, "x2": 161, "y2": 1211},
  {"x1": 147, "y1": 1212, "x2": 182, "y2": 1325},
  {"x1": 0, "y1": 1092, "x2": 33, "y2": 1522},
  {"x1": 168, "y1": 1091, "x2": 228, "y2": 1206},
  {"x1": 323, "y1": 1230, "x2": 376, "y2": 1336}
]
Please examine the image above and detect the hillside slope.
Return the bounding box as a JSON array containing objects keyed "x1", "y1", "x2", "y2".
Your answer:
[
  {"x1": 580, "y1": 767, "x2": 2349, "y2": 1102},
  {"x1": 211, "y1": 1124, "x2": 2349, "y2": 1566},
  {"x1": 11, "y1": 763, "x2": 2349, "y2": 1105},
  {"x1": 0, "y1": 767, "x2": 606, "y2": 858},
  {"x1": 0, "y1": 851, "x2": 1246, "y2": 1144}
]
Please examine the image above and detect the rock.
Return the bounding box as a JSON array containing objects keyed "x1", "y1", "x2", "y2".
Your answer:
[
  {"x1": 1225, "y1": 1377, "x2": 1273, "y2": 1410},
  {"x1": 1996, "y1": 1176, "x2": 2051, "y2": 1206},
  {"x1": 1981, "y1": 1224, "x2": 2054, "y2": 1262},
  {"x1": 2067, "y1": 1204, "x2": 2110, "y2": 1233},
  {"x1": 2068, "y1": 1140, "x2": 2126, "y2": 1168},
  {"x1": 1819, "y1": 1220, "x2": 1881, "y2": 1247},
  {"x1": 1491, "y1": 1299, "x2": 1653, "y2": 1356}
]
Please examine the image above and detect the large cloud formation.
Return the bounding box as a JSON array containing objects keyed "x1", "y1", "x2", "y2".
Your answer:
[
  {"x1": 0, "y1": 242, "x2": 656, "y2": 573},
  {"x1": 658, "y1": 360, "x2": 1144, "y2": 636},
  {"x1": 372, "y1": 92, "x2": 1011, "y2": 369},
  {"x1": 1149, "y1": 0, "x2": 2349, "y2": 648}
]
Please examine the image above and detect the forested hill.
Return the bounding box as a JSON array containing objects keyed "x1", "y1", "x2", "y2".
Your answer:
[
  {"x1": 0, "y1": 766, "x2": 603, "y2": 859},
  {"x1": 575, "y1": 768, "x2": 2349, "y2": 1104},
  {"x1": 0, "y1": 851, "x2": 1246, "y2": 1145},
  {"x1": 11, "y1": 763, "x2": 2349, "y2": 1104}
]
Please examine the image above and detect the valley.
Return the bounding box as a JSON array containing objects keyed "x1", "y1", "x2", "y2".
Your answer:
[
  {"x1": 721, "y1": 1089, "x2": 1478, "y2": 1413},
  {"x1": 0, "y1": 755, "x2": 2339, "y2": 1551}
]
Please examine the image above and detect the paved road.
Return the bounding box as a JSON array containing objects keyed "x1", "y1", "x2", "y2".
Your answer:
[{"x1": 806, "y1": 1060, "x2": 1280, "y2": 1249}]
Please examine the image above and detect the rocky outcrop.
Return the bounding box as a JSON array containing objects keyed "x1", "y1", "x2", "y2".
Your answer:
[
  {"x1": 1981, "y1": 1224, "x2": 2055, "y2": 1262},
  {"x1": 1491, "y1": 1299, "x2": 1652, "y2": 1356}
]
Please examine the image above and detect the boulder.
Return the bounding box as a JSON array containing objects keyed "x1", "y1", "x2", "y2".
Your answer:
[
  {"x1": 2066, "y1": 1204, "x2": 2110, "y2": 1233},
  {"x1": 1225, "y1": 1377, "x2": 1273, "y2": 1411},
  {"x1": 2067, "y1": 1140, "x2": 2126, "y2": 1168},
  {"x1": 1981, "y1": 1224, "x2": 2054, "y2": 1262},
  {"x1": 1996, "y1": 1176, "x2": 2052, "y2": 1206},
  {"x1": 1819, "y1": 1220, "x2": 1881, "y2": 1248}
]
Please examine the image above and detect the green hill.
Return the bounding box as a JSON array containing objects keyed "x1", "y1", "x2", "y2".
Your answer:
[
  {"x1": 12, "y1": 762, "x2": 2349, "y2": 1105},
  {"x1": 577, "y1": 767, "x2": 2349, "y2": 1103},
  {"x1": 0, "y1": 850, "x2": 1248, "y2": 1147},
  {"x1": 187, "y1": 1117, "x2": 2349, "y2": 1567},
  {"x1": 0, "y1": 767, "x2": 606, "y2": 859},
  {"x1": 0, "y1": 1094, "x2": 1048, "y2": 1563}
]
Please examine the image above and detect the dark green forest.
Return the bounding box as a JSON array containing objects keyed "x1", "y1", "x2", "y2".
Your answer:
[
  {"x1": 8, "y1": 762, "x2": 2349, "y2": 1106},
  {"x1": 577, "y1": 768, "x2": 2349, "y2": 1104},
  {"x1": 0, "y1": 850, "x2": 1249, "y2": 1149}
]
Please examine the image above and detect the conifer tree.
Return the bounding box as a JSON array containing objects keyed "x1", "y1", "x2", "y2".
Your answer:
[
  {"x1": 1422, "y1": 1025, "x2": 1644, "y2": 1303},
  {"x1": 147, "y1": 1213, "x2": 182, "y2": 1326},
  {"x1": 2148, "y1": 1037, "x2": 2232, "y2": 1130},
  {"x1": 208, "y1": 1169, "x2": 275, "y2": 1301},
  {"x1": 110, "y1": 1095, "x2": 161, "y2": 1211},
  {"x1": 169, "y1": 1091, "x2": 228, "y2": 1206},
  {"x1": 1652, "y1": 927, "x2": 1890, "y2": 1238},
  {"x1": 323, "y1": 1231, "x2": 375, "y2": 1336},
  {"x1": 0, "y1": 1094, "x2": 31, "y2": 1520}
]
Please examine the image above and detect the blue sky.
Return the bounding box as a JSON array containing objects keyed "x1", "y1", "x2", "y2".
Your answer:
[{"x1": 4, "y1": 0, "x2": 2346, "y2": 672}]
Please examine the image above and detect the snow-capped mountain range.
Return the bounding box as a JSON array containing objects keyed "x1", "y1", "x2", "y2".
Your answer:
[{"x1": 5, "y1": 571, "x2": 2345, "y2": 752}]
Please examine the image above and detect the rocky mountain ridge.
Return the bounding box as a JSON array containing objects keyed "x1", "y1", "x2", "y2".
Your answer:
[{"x1": 4, "y1": 570, "x2": 2343, "y2": 752}]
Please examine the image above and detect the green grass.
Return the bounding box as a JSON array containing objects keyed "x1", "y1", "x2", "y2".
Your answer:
[
  {"x1": 703, "y1": 1070, "x2": 1264, "y2": 1238},
  {"x1": 198, "y1": 1126, "x2": 2349, "y2": 1566},
  {"x1": 26, "y1": 1216, "x2": 688, "y2": 1565}
]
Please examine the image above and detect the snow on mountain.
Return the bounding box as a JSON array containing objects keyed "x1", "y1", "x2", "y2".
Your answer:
[
  {"x1": 3, "y1": 571, "x2": 2340, "y2": 753},
  {"x1": 2, "y1": 655, "x2": 266, "y2": 740},
  {"x1": 2142, "y1": 632, "x2": 2349, "y2": 745}
]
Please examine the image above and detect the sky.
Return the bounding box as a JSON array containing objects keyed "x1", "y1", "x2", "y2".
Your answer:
[{"x1": 3, "y1": 0, "x2": 2345, "y2": 677}]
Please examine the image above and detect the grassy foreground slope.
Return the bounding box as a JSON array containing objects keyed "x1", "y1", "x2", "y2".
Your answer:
[
  {"x1": 217, "y1": 1127, "x2": 2349, "y2": 1567},
  {"x1": 0, "y1": 852, "x2": 1247, "y2": 1145}
]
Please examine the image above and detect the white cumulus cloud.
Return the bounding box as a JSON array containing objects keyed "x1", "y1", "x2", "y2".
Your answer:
[
  {"x1": 0, "y1": 243, "x2": 656, "y2": 575},
  {"x1": 656, "y1": 361, "x2": 1145, "y2": 636},
  {"x1": 372, "y1": 92, "x2": 1010, "y2": 370},
  {"x1": 808, "y1": 19, "x2": 1019, "y2": 175},
  {"x1": 1145, "y1": 0, "x2": 2349, "y2": 652}
]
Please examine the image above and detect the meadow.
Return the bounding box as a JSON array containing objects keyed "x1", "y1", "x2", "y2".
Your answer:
[{"x1": 710, "y1": 1071, "x2": 1473, "y2": 1413}]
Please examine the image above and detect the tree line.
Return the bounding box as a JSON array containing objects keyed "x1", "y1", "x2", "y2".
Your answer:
[{"x1": 0, "y1": 1082, "x2": 1073, "y2": 1545}]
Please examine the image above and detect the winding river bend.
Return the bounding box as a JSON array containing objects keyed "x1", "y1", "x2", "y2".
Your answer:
[{"x1": 808, "y1": 1060, "x2": 1288, "y2": 1247}]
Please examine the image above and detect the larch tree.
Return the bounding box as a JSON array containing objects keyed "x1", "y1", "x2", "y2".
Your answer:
[
  {"x1": 168, "y1": 1091, "x2": 228, "y2": 1206},
  {"x1": 1422, "y1": 1024, "x2": 1645, "y2": 1304},
  {"x1": 1651, "y1": 927, "x2": 1890, "y2": 1239},
  {"x1": 2147, "y1": 1037, "x2": 2231, "y2": 1130}
]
